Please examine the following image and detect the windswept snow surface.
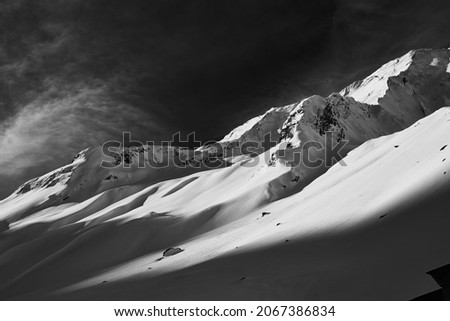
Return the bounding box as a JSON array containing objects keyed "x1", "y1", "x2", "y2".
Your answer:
[{"x1": 0, "y1": 108, "x2": 449, "y2": 300}]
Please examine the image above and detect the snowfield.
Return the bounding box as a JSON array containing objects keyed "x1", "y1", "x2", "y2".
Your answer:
[
  {"x1": 0, "y1": 49, "x2": 449, "y2": 300},
  {"x1": 340, "y1": 50, "x2": 414, "y2": 105}
]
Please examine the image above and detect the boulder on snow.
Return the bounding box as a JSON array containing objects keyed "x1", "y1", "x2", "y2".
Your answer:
[{"x1": 163, "y1": 247, "x2": 184, "y2": 257}]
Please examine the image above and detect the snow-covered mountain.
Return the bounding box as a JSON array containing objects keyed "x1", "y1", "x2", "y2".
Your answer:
[{"x1": 0, "y1": 49, "x2": 449, "y2": 300}]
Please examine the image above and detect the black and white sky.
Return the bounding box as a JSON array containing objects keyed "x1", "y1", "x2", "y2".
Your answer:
[{"x1": 1, "y1": 0, "x2": 450, "y2": 198}]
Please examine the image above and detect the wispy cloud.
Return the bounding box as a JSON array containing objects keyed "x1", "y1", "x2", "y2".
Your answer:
[{"x1": 0, "y1": 84, "x2": 162, "y2": 198}]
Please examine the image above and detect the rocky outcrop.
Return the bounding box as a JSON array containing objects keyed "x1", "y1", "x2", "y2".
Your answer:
[{"x1": 163, "y1": 247, "x2": 184, "y2": 257}]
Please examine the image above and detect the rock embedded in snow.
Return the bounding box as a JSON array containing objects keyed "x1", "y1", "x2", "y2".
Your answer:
[{"x1": 163, "y1": 247, "x2": 184, "y2": 257}]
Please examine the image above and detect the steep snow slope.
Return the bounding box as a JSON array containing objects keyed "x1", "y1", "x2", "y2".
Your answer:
[
  {"x1": 1, "y1": 48, "x2": 449, "y2": 235},
  {"x1": 0, "y1": 144, "x2": 228, "y2": 225},
  {"x1": 341, "y1": 48, "x2": 450, "y2": 125},
  {"x1": 2, "y1": 48, "x2": 449, "y2": 226},
  {"x1": 0, "y1": 107, "x2": 448, "y2": 300},
  {"x1": 281, "y1": 49, "x2": 450, "y2": 151},
  {"x1": 220, "y1": 106, "x2": 294, "y2": 144},
  {"x1": 216, "y1": 49, "x2": 450, "y2": 153},
  {"x1": 200, "y1": 106, "x2": 294, "y2": 164},
  {"x1": 340, "y1": 50, "x2": 415, "y2": 105},
  {"x1": 0, "y1": 149, "x2": 89, "y2": 222},
  {"x1": 219, "y1": 48, "x2": 450, "y2": 196},
  {"x1": 1, "y1": 48, "x2": 450, "y2": 300},
  {"x1": 220, "y1": 115, "x2": 264, "y2": 142}
]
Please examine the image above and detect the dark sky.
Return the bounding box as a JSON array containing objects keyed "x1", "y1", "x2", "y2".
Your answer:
[{"x1": 1, "y1": 0, "x2": 450, "y2": 198}]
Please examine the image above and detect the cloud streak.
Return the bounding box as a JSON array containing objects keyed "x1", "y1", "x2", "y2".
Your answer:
[{"x1": 0, "y1": 84, "x2": 163, "y2": 198}]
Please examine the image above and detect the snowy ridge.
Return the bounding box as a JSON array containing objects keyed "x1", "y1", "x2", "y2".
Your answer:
[
  {"x1": 220, "y1": 114, "x2": 264, "y2": 142},
  {"x1": 220, "y1": 106, "x2": 294, "y2": 143},
  {"x1": 0, "y1": 48, "x2": 450, "y2": 300},
  {"x1": 340, "y1": 50, "x2": 414, "y2": 105}
]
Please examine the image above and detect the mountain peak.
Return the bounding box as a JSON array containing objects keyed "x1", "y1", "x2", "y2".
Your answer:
[
  {"x1": 341, "y1": 48, "x2": 450, "y2": 108},
  {"x1": 340, "y1": 50, "x2": 415, "y2": 105}
]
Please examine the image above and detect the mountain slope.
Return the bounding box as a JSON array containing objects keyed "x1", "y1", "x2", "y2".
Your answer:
[
  {"x1": 341, "y1": 48, "x2": 450, "y2": 123},
  {"x1": 1, "y1": 106, "x2": 449, "y2": 300},
  {"x1": 0, "y1": 48, "x2": 449, "y2": 300},
  {"x1": 3, "y1": 49, "x2": 449, "y2": 219}
]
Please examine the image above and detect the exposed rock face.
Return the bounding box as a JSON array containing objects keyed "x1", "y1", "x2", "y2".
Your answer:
[
  {"x1": 16, "y1": 160, "x2": 80, "y2": 195},
  {"x1": 275, "y1": 49, "x2": 450, "y2": 155},
  {"x1": 341, "y1": 48, "x2": 450, "y2": 123}
]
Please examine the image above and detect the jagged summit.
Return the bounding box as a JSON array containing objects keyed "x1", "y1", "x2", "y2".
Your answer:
[
  {"x1": 225, "y1": 48, "x2": 450, "y2": 146},
  {"x1": 341, "y1": 48, "x2": 450, "y2": 119}
]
